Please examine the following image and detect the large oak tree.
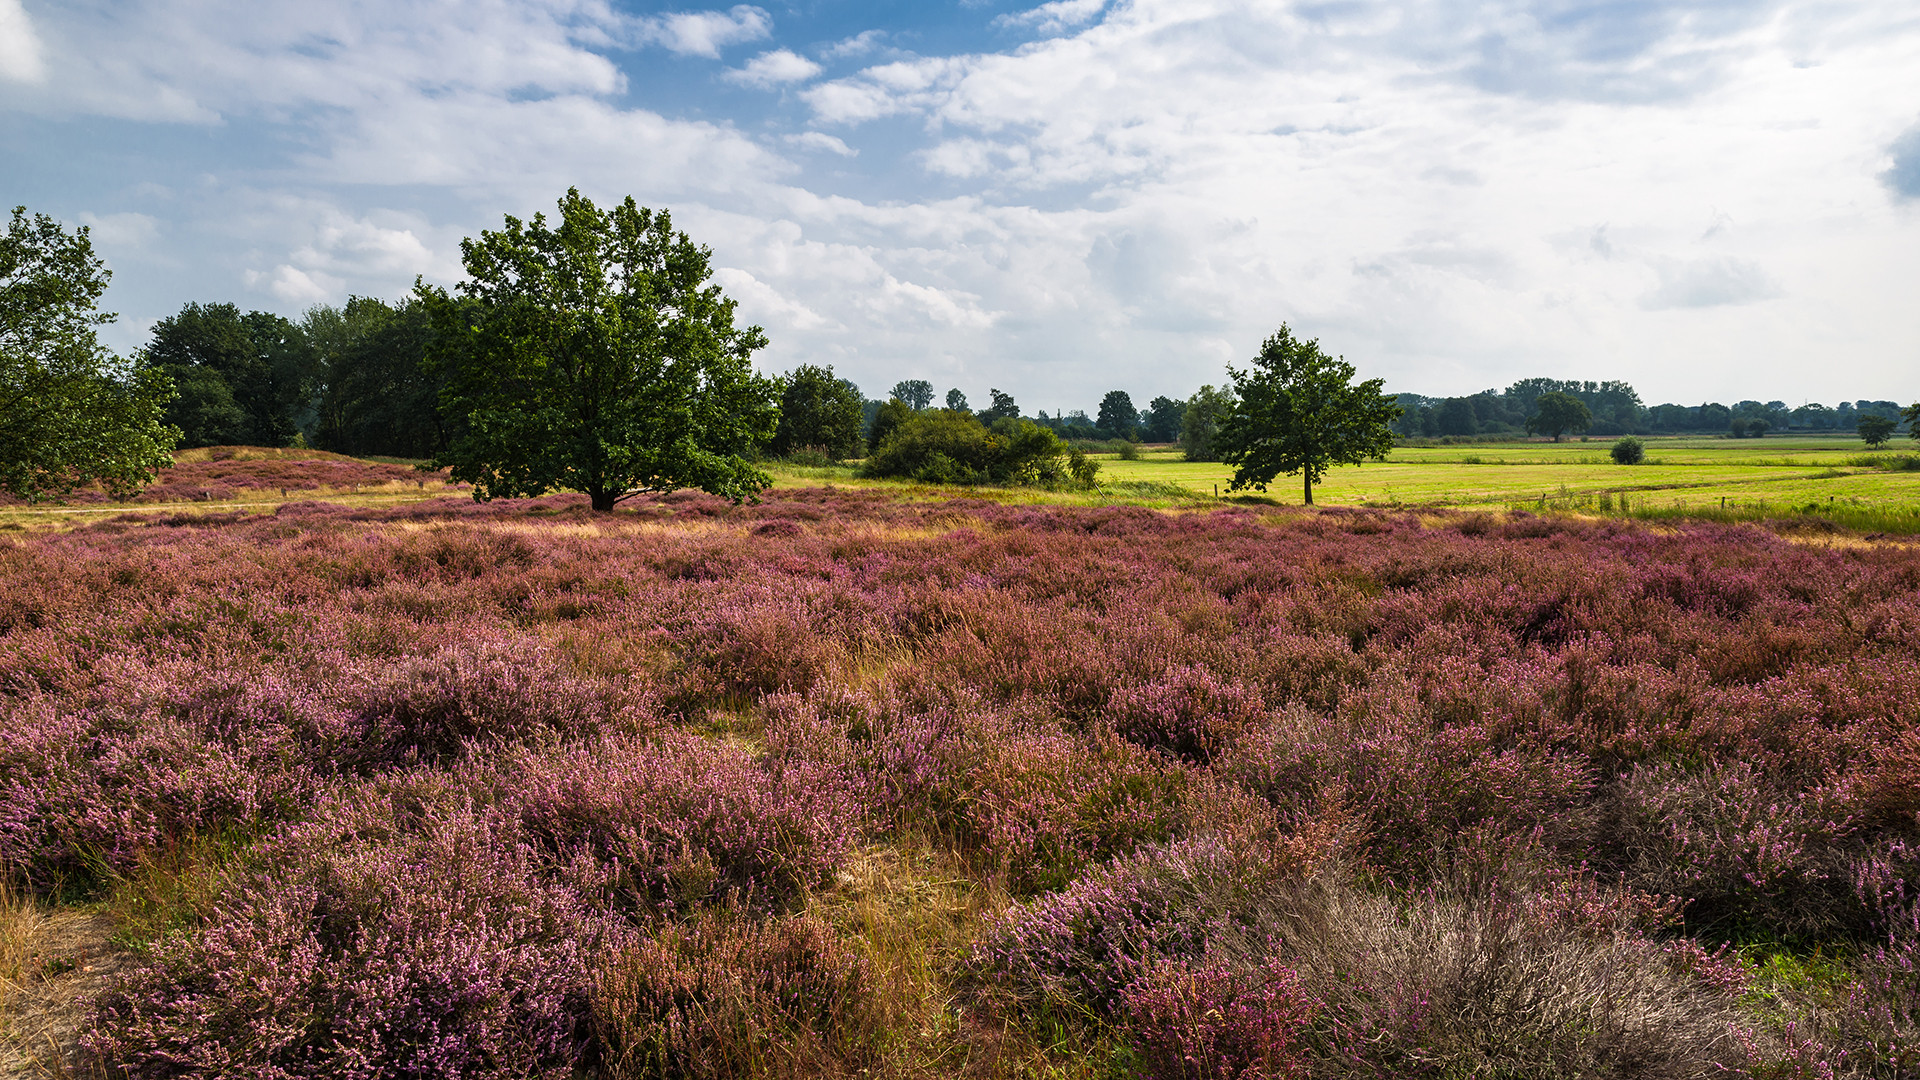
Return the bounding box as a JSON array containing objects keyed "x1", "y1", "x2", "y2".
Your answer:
[{"x1": 417, "y1": 190, "x2": 778, "y2": 510}]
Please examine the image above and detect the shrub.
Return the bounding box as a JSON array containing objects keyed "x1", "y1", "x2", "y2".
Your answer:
[
  {"x1": 591, "y1": 912, "x2": 880, "y2": 1080},
  {"x1": 862, "y1": 411, "x2": 1096, "y2": 488},
  {"x1": 1120, "y1": 954, "x2": 1315, "y2": 1080},
  {"x1": 88, "y1": 792, "x2": 620, "y2": 1079},
  {"x1": 503, "y1": 732, "x2": 864, "y2": 916},
  {"x1": 1611, "y1": 435, "x2": 1646, "y2": 465}
]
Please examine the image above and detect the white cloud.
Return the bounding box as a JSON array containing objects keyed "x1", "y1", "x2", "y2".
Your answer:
[
  {"x1": 248, "y1": 265, "x2": 336, "y2": 304},
  {"x1": 822, "y1": 30, "x2": 885, "y2": 60},
  {"x1": 725, "y1": 49, "x2": 821, "y2": 89},
  {"x1": 993, "y1": 0, "x2": 1107, "y2": 36},
  {"x1": 634, "y1": 6, "x2": 772, "y2": 58},
  {"x1": 784, "y1": 131, "x2": 857, "y2": 157},
  {"x1": 0, "y1": 0, "x2": 45, "y2": 83}
]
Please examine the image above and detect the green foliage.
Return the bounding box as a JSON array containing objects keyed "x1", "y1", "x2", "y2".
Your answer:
[
  {"x1": 862, "y1": 409, "x2": 1097, "y2": 487},
  {"x1": 307, "y1": 296, "x2": 445, "y2": 458},
  {"x1": 773, "y1": 364, "x2": 864, "y2": 459},
  {"x1": 867, "y1": 398, "x2": 913, "y2": 457},
  {"x1": 1526, "y1": 391, "x2": 1594, "y2": 441},
  {"x1": 1905, "y1": 402, "x2": 1920, "y2": 440},
  {"x1": 417, "y1": 189, "x2": 779, "y2": 511},
  {"x1": 1179, "y1": 385, "x2": 1234, "y2": 462},
  {"x1": 1097, "y1": 390, "x2": 1139, "y2": 439},
  {"x1": 1215, "y1": 325, "x2": 1399, "y2": 505},
  {"x1": 1610, "y1": 435, "x2": 1646, "y2": 465},
  {"x1": 1141, "y1": 395, "x2": 1184, "y2": 442},
  {"x1": 142, "y1": 303, "x2": 311, "y2": 448},
  {"x1": 890, "y1": 379, "x2": 934, "y2": 411},
  {"x1": 0, "y1": 207, "x2": 178, "y2": 502},
  {"x1": 1858, "y1": 414, "x2": 1897, "y2": 448},
  {"x1": 978, "y1": 387, "x2": 1020, "y2": 424},
  {"x1": 946, "y1": 387, "x2": 969, "y2": 412}
]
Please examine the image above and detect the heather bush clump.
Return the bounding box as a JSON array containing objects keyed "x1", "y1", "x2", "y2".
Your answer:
[
  {"x1": 88, "y1": 791, "x2": 622, "y2": 1079},
  {"x1": 501, "y1": 731, "x2": 864, "y2": 915}
]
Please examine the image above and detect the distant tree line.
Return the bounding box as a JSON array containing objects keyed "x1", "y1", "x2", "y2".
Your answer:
[
  {"x1": 1389, "y1": 378, "x2": 1910, "y2": 440},
  {"x1": 19, "y1": 194, "x2": 1914, "y2": 510}
]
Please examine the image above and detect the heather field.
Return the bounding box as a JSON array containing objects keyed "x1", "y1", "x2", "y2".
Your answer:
[{"x1": 6, "y1": 488, "x2": 1920, "y2": 1077}]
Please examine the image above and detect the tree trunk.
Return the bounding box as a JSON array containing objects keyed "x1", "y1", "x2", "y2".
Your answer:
[
  {"x1": 590, "y1": 489, "x2": 616, "y2": 512},
  {"x1": 1304, "y1": 472, "x2": 1314, "y2": 505}
]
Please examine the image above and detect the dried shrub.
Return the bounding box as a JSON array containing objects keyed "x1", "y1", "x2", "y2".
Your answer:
[{"x1": 590, "y1": 912, "x2": 879, "y2": 1080}]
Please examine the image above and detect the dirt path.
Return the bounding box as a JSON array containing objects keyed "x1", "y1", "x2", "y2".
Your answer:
[{"x1": 1, "y1": 911, "x2": 124, "y2": 1079}]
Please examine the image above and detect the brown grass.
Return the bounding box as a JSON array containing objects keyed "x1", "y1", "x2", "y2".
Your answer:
[{"x1": 0, "y1": 880, "x2": 117, "y2": 1079}]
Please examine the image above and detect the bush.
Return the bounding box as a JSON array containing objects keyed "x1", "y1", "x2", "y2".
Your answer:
[
  {"x1": 1611, "y1": 436, "x2": 1646, "y2": 465},
  {"x1": 862, "y1": 410, "x2": 1096, "y2": 488}
]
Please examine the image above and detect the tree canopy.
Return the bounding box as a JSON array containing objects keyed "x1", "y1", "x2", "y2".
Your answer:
[
  {"x1": 0, "y1": 207, "x2": 178, "y2": 502},
  {"x1": 1858, "y1": 414, "x2": 1897, "y2": 448},
  {"x1": 1097, "y1": 390, "x2": 1139, "y2": 439},
  {"x1": 773, "y1": 364, "x2": 864, "y2": 459},
  {"x1": 891, "y1": 379, "x2": 934, "y2": 411},
  {"x1": 1526, "y1": 392, "x2": 1593, "y2": 441},
  {"x1": 1215, "y1": 326, "x2": 1399, "y2": 505},
  {"x1": 143, "y1": 302, "x2": 310, "y2": 448},
  {"x1": 977, "y1": 388, "x2": 1019, "y2": 424},
  {"x1": 417, "y1": 189, "x2": 778, "y2": 511},
  {"x1": 1179, "y1": 385, "x2": 1234, "y2": 462}
]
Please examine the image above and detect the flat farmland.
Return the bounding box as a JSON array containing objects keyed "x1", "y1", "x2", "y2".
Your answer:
[{"x1": 1096, "y1": 436, "x2": 1920, "y2": 516}]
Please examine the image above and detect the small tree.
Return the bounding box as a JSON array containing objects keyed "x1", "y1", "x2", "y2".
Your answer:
[
  {"x1": 1905, "y1": 402, "x2": 1920, "y2": 442},
  {"x1": 1097, "y1": 390, "x2": 1139, "y2": 440},
  {"x1": 417, "y1": 189, "x2": 778, "y2": 511},
  {"x1": 773, "y1": 364, "x2": 864, "y2": 459},
  {"x1": 1, "y1": 207, "x2": 178, "y2": 502},
  {"x1": 1215, "y1": 325, "x2": 1400, "y2": 505},
  {"x1": 1527, "y1": 392, "x2": 1592, "y2": 441},
  {"x1": 1180, "y1": 385, "x2": 1235, "y2": 462},
  {"x1": 1858, "y1": 414, "x2": 1897, "y2": 448},
  {"x1": 890, "y1": 380, "x2": 934, "y2": 411},
  {"x1": 945, "y1": 388, "x2": 970, "y2": 412},
  {"x1": 1610, "y1": 436, "x2": 1645, "y2": 465}
]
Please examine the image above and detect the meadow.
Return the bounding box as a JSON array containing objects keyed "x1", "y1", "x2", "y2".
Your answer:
[
  {"x1": 1096, "y1": 436, "x2": 1920, "y2": 529},
  {"x1": 4, "y1": 474, "x2": 1920, "y2": 1078}
]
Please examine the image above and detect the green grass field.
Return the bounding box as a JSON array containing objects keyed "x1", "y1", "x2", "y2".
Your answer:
[{"x1": 1090, "y1": 436, "x2": 1920, "y2": 521}]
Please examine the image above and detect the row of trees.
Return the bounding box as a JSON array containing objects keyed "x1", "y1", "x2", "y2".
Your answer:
[
  {"x1": 1394, "y1": 379, "x2": 1910, "y2": 439},
  {"x1": 8, "y1": 193, "x2": 1916, "y2": 509}
]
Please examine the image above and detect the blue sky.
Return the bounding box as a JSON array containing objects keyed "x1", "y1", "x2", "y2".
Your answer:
[{"x1": 3, "y1": 0, "x2": 1917, "y2": 410}]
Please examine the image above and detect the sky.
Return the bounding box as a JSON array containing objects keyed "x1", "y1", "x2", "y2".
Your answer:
[{"x1": 2, "y1": 0, "x2": 1917, "y2": 411}]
